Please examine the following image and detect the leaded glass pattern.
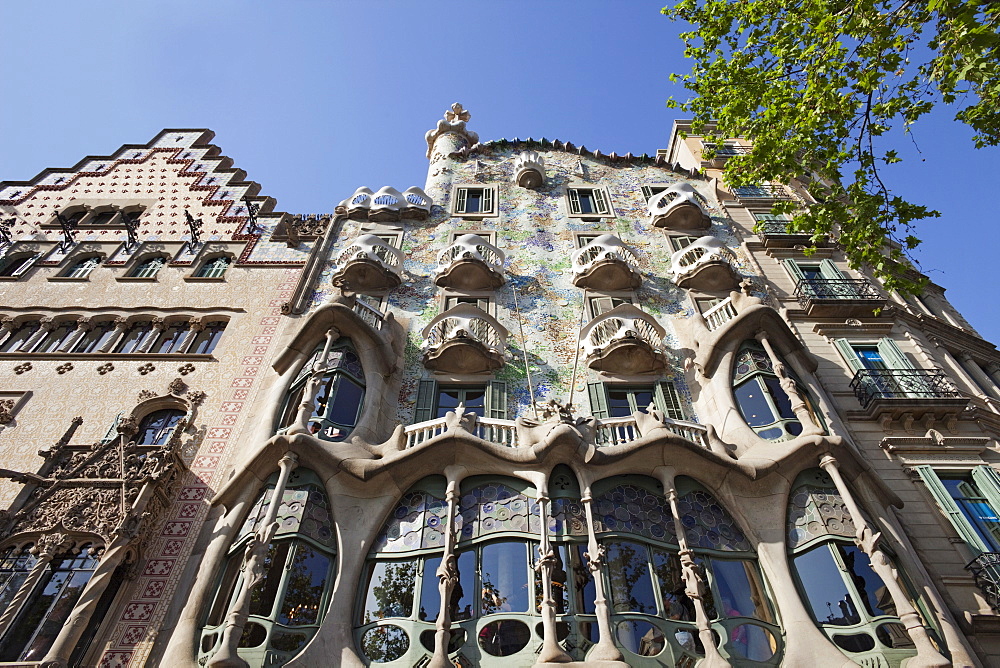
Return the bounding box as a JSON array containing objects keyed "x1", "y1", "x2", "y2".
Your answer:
[
  {"x1": 238, "y1": 484, "x2": 335, "y2": 548},
  {"x1": 732, "y1": 346, "x2": 775, "y2": 384},
  {"x1": 456, "y1": 483, "x2": 540, "y2": 542},
  {"x1": 592, "y1": 484, "x2": 677, "y2": 543},
  {"x1": 550, "y1": 497, "x2": 588, "y2": 536},
  {"x1": 787, "y1": 477, "x2": 856, "y2": 549},
  {"x1": 372, "y1": 491, "x2": 449, "y2": 553},
  {"x1": 676, "y1": 490, "x2": 751, "y2": 551}
]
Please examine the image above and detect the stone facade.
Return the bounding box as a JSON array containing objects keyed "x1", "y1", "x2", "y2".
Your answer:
[{"x1": 0, "y1": 109, "x2": 999, "y2": 667}]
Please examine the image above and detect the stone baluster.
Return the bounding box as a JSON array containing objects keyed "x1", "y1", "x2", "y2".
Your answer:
[
  {"x1": 656, "y1": 468, "x2": 731, "y2": 668},
  {"x1": 429, "y1": 470, "x2": 463, "y2": 668},
  {"x1": 98, "y1": 317, "x2": 130, "y2": 353},
  {"x1": 580, "y1": 483, "x2": 624, "y2": 662},
  {"x1": 58, "y1": 318, "x2": 91, "y2": 352},
  {"x1": 136, "y1": 317, "x2": 165, "y2": 354},
  {"x1": 179, "y1": 318, "x2": 205, "y2": 354},
  {"x1": 22, "y1": 316, "x2": 54, "y2": 352},
  {"x1": 535, "y1": 477, "x2": 572, "y2": 663},
  {"x1": 0, "y1": 533, "x2": 72, "y2": 639},
  {"x1": 819, "y1": 455, "x2": 949, "y2": 667},
  {"x1": 208, "y1": 452, "x2": 299, "y2": 668},
  {"x1": 756, "y1": 331, "x2": 823, "y2": 435}
]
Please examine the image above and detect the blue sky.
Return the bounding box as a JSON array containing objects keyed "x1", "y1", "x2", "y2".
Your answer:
[{"x1": 1, "y1": 1, "x2": 997, "y2": 343}]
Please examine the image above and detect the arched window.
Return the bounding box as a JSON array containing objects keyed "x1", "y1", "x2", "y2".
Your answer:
[
  {"x1": 195, "y1": 256, "x2": 231, "y2": 278},
  {"x1": 72, "y1": 320, "x2": 116, "y2": 353},
  {"x1": 0, "y1": 544, "x2": 36, "y2": 612},
  {"x1": 732, "y1": 341, "x2": 822, "y2": 442},
  {"x1": 0, "y1": 543, "x2": 101, "y2": 662},
  {"x1": 200, "y1": 469, "x2": 336, "y2": 667},
  {"x1": 34, "y1": 321, "x2": 78, "y2": 353},
  {"x1": 0, "y1": 253, "x2": 39, "y2": 278},
  {"x1": 189, "y1": 320, "x2": 227, "y2": 355},
  {"x1": 63, "y1": 256, "x2": 101, "y2": 279},
  {"x1": 277, "y1": 341, "x2": 365, "y2": 442},
  {"x1": 152, "y1": 322, "x2": 190, "y2": 353},
  {"x1": 787, "y1": 469, "x2": 937, "y2": 665},
  {"x1": 130, "y1": 256, "x2": 166, "y2": 278},
  {"x1": 135, "y1": 409, "x2": 185, "y2": 445},
  {"x1": 114, "y1": 320, "x2": 153, "y2": 354},
  {"x1": 0, "y1": 321, "x2": 40, "y2": 352}
]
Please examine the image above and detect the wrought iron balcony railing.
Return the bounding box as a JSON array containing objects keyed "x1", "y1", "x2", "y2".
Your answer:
[
  {"x1": 757, "y1": 221, "x2": 808, "y2": 236},
  {"x1": 850, "y1": 368, "x2": 964, "y2": 409},
  {"x1": 733, "y1": 184, "x2": 796, "y2": 201},
  {"x1": 702, "y1": 143, "x2": 752, "y2": 157},
  {"x1": 795, "y1": 279, "x2": 882, "y2": 308},
  {"x1": 967, "y1": 552, "x2": 1000, "y2": 611}
]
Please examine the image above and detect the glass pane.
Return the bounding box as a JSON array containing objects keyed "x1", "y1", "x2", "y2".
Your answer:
[
  {"x1": 632, "y1": 390, "x2": 654, "y2": 413},
  {"x1": 652, "y1": 549, "x2": 695, "y2": 622},
  {"x1": 436, "y1": 389, "x2": 461, "y2": 418},
  {"x1": 206, "y1": 552, "x2": 243, "y2": 626},
  {"x1": 855, "y1": 348, "x2": 887, "y2": 370},
  {"x1": 478, "y1": 619, "x2": 531, "y2": 657},
  {"x1": 944, "y1": 479, "x2": 1000, "y2": 551},
  {"x1": 837, "y1": 544, "x2": 892, "y2": 618},
  {"x1": 249, "y1": 542, "x2": 289, "y2": 617},
  {"x1": 481, "y1": 541, "x2": 529, "y2": 614},
  {"x1": 326, "y1": 376, "x2": 364, "y2": 427},
  {"x1": 452, "y1": 550, "x2": 476, "y2": 621},
  {"x1": 616, "y1": 620, "x2": 664, "y2": 657},
  {"x1": 708, "y1": 559, "x2": 773, "y2": 623},
  {"x1": 734, "y1": 379, "x2": 776, "y2": 427},
  {"x1": 21, "y1": 570, "x2": 95, "y2": 661},
  {"x1": 578, "y1": 191, "x2": 595, "y2": 214},
  {"x1": 607, "y1": 389, "x2": 633, "y2": 417},
  {"x1": 570, "y1": 544, "x2": 595, "y2": 614},
  {"x1": 362, "y1": 561, "x2": 416, "y2": 623},
  {"x1": 465, "y1": 190, "x2": 483, "y2": 213},
  {"x1": 726, "y1": 624, "x2": 776, "y2": 662},
  {"x1": 278, "y1": 544, "x2": 330, "y2": 626},
  {"x1": 763, "y1": 376, "x2": 796, "y2": 420},
  {"x1": 362, "y1": 625, "x2": 409, "y2": 663},
  {"x1": 419, "y1": 556, "x2": 442, "y2": 622},
  {"x1": 605, "y1": 540, "x2": 656, "y2": 614},
  {"x1": 793, "y1": 546, "x2": 860, "y2": 625},
  {"x1": 462, "y1": 390, "x2": 485, "y2": 416}
]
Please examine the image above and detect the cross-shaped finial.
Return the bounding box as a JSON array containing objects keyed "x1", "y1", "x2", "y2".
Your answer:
[{"x1": 444, "y1": 102, "x2": 470, "y2": 123}]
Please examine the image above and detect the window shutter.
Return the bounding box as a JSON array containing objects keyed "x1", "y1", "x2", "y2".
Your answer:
[
  {"x1": 783, "y1": 259, "x2": 806, "y2": 282},
  {"x1": 455, "y1": 188, "x2": 467, "y2": 214},
  {"x1": 593, "y1": 188, "x2": 609, "y2": 215},
  {"x1": 414, "y1": 379, "x2": 438, "y2": 423},
  {"x1": 916, "y1": 465, "x2": 989, "y2": 554},
  {"x1": 833, "y1": 338, "x2": 866, "y2": 374},
  {"x1": 482, "y1": 187, "x2": 494, "y2": 214},
  {"x1": 486, "y1": 380, "x2": 507, "y2": 420},
  {"x1": 587, "y1": 382, "x2": 609, "y2": 420},
  {"x1": 590, "y1": 297, "x2": 613, "y2": 317},
  {"x1": 568, "y1": 188, "x2": 582, "y2": 214},
  {"x1": 13, "y1": 253, "x2": 41, "y2": 277},
  {"x1": 655, "y1": 381, "x2": 686, "y2": 421},
  {"x1": 876, "y1": 337, "x2": 911, "y2": 370},
  {"x1": 819, "y1": 259, "x2": 845, "y2": 280},
  {"x1": 101, "y1": 412, "x2": 124, "y2": 444},
  {"x1": 971, "y1": 466, "x2": 1000, "y2": 521}
]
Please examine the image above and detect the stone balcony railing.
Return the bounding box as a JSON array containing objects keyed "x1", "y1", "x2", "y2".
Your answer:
[
  {"x1": 330, "y1": 234, "x2": 404, "y2": 292},
  {"x1": 648, "y1": 182, "x2": 711, "y2": 230},
  {"x1": 571, "y1": 234, "x2": 642, "y2": 291},
  {"x1": 434, "y1": 234, "x2": 505, "y2": 290},
  {"x1": 670, "y1": 236, "x2": 740, "y2": 292},
  {"x1": 701, "y1": 296, "x2": 739, "y2": 332},
  {"x1": 579, "y1": 304, "x2": 667, "y2": 374},
  {"x1": 340, "y1": 185, "x2": 432, "y2": 221},
  {"x1": 421, "y1": 303, "x2": 508, "y2": 374}
]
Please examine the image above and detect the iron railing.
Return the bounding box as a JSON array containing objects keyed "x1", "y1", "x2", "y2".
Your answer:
[
  {"x1": 757, "y1": 221, "x2": 807, "y2": 236},
  {"x1": 850, "y1": 368, "x2": 964, "y2": 409},
  {"x1": 733, "y1": 184, "x2": 795, "y2": 200},
  {"x1": 795, "y1": 278, "x2": 882, "y2": 308},
  {"x1": 967, "y1": 552, "x2": 1000, "y2": 611},
  {"x1": 702, "y1": 143, "x2": 752, "y2": 157}
]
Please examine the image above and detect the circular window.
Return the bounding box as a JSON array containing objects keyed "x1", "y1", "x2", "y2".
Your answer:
[
  {"x1": 238, "y1": 622, "x2": 267, "y2": 648},
  {"x1": 726, "y1": 624, "x2": 776, "y2": 662},
  {"x1": 362, "y1": 625, "x2": 409, "y2": 663},
  {"x1": 833, "y1": 632, "x2": 876, "y2": 652},
  {"x1": 876, "y1": 622, "x2": 916, "y2": 649},
  {"x1": 479, "y1": 620, "x2": 531, "y2": 657},
  {"x1": 616, "y1": 620, "x2": 665, "y2": 657},
  {"x1": 674, "y1": 626, "x2": 701, "y2": 654},
  {"x1": 201, "y1": 633, "x2": 218, "y2": 654},
  {"x1": 419, "y1": 628, "x2": 466, "y2": 653},
  {"x1": 271, "y1": 632, "x2": 308, "y2": 653},
  {"x1": 534, "y1": 621, "x2": 570, "y2": 641}
]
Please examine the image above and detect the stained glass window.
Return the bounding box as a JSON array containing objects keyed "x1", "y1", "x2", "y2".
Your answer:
[
  {"x1": 276, "y1": 341, "x2": 366, "y2": 442},
  {"x1": 787, "y1": 472, "x2": 857, "y2": 550},
  {"x1": 592, "y1": 483, "x2": 676, "y2": 543},
  {"x1": 456, "y1": 482, "x2": 540, "y2": 542},
  {"x1": 731, "y1": 340, "x2": 821, "y2": 442},
  {"x1": 676, "y1": 489, "x2": 752, "y2": 552},
  {"x1": 372, "y1": 491, "x2": 448, "y2": 554}
]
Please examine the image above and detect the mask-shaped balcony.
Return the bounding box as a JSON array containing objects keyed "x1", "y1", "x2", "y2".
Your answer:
[
  {"x1": 670, "y1": 236, "x2": 740, "y2": 292},
  {"x1": 330, "y1": 234, "x2": 404, "y2": 292},
  {"x1": 421, "y1": 303, "x2": 509, "y2": 374},
  {"x1": 513, "y1": 150, "x2": 545, "y2": 189},
  {"x1": 571, "y1": 234, "x2": 642, "y2": 291},
  {"x1": 580, "y1": 304, "x2": 667, "y2": 374},
  {"x1": 434, "y1": 234, "x2": 506, "y2": 290},
  {"x1": 340, "y1": 186, "x2": 432, "y2": 221},
  {"x1": 648, "y1": 183, "x2": 711, "y2": 230}
]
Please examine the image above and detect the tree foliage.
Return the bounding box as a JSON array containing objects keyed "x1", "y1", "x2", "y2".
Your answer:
[{"x1": 662, "y1": 0, "x2": 1000, "y2": 293}]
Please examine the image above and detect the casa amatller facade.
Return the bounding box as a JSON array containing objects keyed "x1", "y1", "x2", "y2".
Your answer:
[{"x1": 1, "y1": 105, "x2": 1000, "y2": 668}]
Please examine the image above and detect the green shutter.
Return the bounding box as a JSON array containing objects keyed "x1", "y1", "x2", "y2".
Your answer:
[
  {"x1": 834, "y1": 338, "x2": 866, "y2": 374},
  {"x1": 783, "y1": 259, "x2": 806, "y2": 282},
  {"x1": 486, "y1": 380, "x2": 507, "y2": 420},
  {"x1": 876, "y1": 337, "x2": 911, "y2": 370},
  {"x1": 414, "y1": 379, "x2": 438, "y2": 423},
  {"x1": 568, "y1": 188, "x2": 582, "y2": 214},
  {"x1": 455, "y1": 188, "x2": 467, "y2": 214},
  {"x1": 482, "y1": 187, "x2": 494, "y2": 214},
  {"x1": 593, "y1": 188, "x2": 609, "y2": 215},
  {"x1": 655, "y1": 381, "x2": 686, "y2": 421},
  {"x1": 587, "y1": 382, "x2": 609, "y2": 420},
  {"x1": 819, "y1": 259, "x2": 845, "y2": 280},
  {"x1": 916, "y1": 465, "x2": 989, "y2": 554},
  {"x1": 971, "y1": 466, "x2": 1000, "y2": 528}
]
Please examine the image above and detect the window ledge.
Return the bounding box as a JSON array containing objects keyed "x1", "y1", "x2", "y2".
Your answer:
[
  {"x1": 0, "y1": 352, "x2": 216, "y2": 361},
  {"x1": 183, "y1": 276, "x2": 226, "y2": 282},
  {"x1": 0, "y1": 276, "x2": 24, "y2": 282},
  {"x1": 48, "y1": 276, "x2": 90, "y2": 282},
  {"x1": 116, "y1": 276, "x2": 158, "y2": 282}
]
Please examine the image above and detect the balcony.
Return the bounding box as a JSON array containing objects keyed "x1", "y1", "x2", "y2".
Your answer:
[
  {"x1": 340, "y1": 185, "x2": 432, "y2": 221},
  {"x1": 967, "y1": 553, "x2": 1000, "y2": 612},
  {"x1": 732, "y1": 184, "x2": 796, "y2": 203},
  {"x1": 421, "y1": 303, "x2": 509, "y2": 374},
  {"x1": 647, "y1": 183, "x2": 711, "y2": 231},
  {"x1": 756, "y1": 220, "x2": 823, "y2": 248},
  {"x1": 434, "y1": 234, "x2": 505, "y2": 290},
  {"x1": 513, "y1": 150, "x2": 545, "y2": 189},
  {"x1": 795, "y1": 278, "x2": 884, "y2": 317},
  {"x1": 571, "y1": 234, "x2": 642, "y2": 291},
  {"x1": 670, "y1": 236, "x2": 740, "y2": 292},
  {"x1": 580, "y1": 304, "x2": 667, "y2": 374},
  {"x1": 701, "y1": 296, "x2": 739, "y2": 332},
  {"x1": 330, "y1": 234, "x2": 404, "y2": 292},
  {"x1": 850, "y1": 368, "x2": 969, "y2": 418}
]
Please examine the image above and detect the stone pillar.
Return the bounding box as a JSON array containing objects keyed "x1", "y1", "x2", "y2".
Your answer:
[
  {"x1": 579, "y1": 483, "x2": 624, "y2": 662},
  {"x1": 756, "y1": 331, "x2": 823, "y2": 435},
  {"x1": 655, "y1": 468, "x2": 731, "y2": 668},
  {"x1": 22, "y1": 316, "x2": 54, "y2": 352},
  {"x1": 927, "y1": 338, "x2": 981, "y2": 397},
  {"x1": 99, "y1": 317, "x2": 130, "y2": 353},
  {"x1": 424, "y1": 103, "x2": 480, "y2": 206},
  {"x1": 429, "y1": 471, "x2": 462, "y2": 668},
  {"x1": 136, "y1": 317, "x2": 165, "y2": 354},
  {"x1": 958, "y1": 352, "x2": 1000, "y2": 400},
  {"x1": 986, "y1": 362, "x2": 1000, "y2": 389},
  {"x1": 208, "y1": 452, "x2": 298, "y2": 668},
  {"x1": 179, "y1": 318, "x2": 205, "y2": 354},
  {"x1": 58, "y1": 318, "x2": 90, "y2": 353},
  {"x1": 535, "y1": 476, "x2": 572, "y2": 664},
  {"x1": 0, "y1": 317, "x2": 14, "y2": 348},
  {"x1": 0, "y1": 533, "x2": 71, "y2": 639},
  {"x1": 819, "y1": 455, "x2": 949, "y2": 668}
]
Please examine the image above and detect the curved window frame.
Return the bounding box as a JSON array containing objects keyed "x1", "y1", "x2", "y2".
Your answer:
[
  {"x1": 62, "y1": 255, "x2": 102, "y2": 279},
  {"x1": 200, "y1": 468, "x2": 337, "y2": 667},
  {"x1": 0, "y1": 321, "x2": 40, "y2": 352},
  {"x1": 276, "y1": 341, "x2": 366, "y2": 442},
  {"x1": 135, "y1": 408, "x2": 186, "y2": 446},
  {"x1": 194, "y1": 255, "x2": 232, "y2": 279},
  {"x1": 130, "y1": 255, "x2": 167, "y2": 279}
]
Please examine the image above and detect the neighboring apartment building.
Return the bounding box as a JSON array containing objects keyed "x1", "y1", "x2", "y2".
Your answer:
[{"x1": 0, "y1": 106, "x2": 998, "y2": 668}]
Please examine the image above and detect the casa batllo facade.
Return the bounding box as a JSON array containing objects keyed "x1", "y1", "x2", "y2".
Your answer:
[{"x1": 0, "y1": 106, "x2": 999, "y2": 668}]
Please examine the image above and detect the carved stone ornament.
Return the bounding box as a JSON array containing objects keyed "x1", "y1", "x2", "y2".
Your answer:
[
  {"x1": 0, "y1": 399, "x2": 15, "y2": 425},
  {"x1": 97, "y1": 362, "x2": 114, "y2": 375},
  {"x1": 186, "y1": 390, "x2": 206, "y2": 406},
  {"x1": 425, "y1": 103, "x2": 479, "y2": 158},
  {"x1": 137, "y1": 389, "x2": 157, "y2": 402},
  {"x1": 168, "y1": 377, "x2": 188, "y2": 396},
  {"x1": 13, "y1": 362, "x2": 32, "y2": 375},
  {"x1": 118, "y1": 415, "x2": 138, "y2": 436}
]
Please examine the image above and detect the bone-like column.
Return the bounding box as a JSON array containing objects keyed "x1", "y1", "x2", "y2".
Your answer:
[
  {"x1": 535, "y1": 477, "x2": 572, "y2": 663},
  {"x1": 428, "y1": 472, "x2": 462, "y2": 668},
  {"x1": 756, "y1": 331, "x2": 823, "y2": 435},
  {"x1": 580, "y1": 483, "x2": 624, "y2": 662}
]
